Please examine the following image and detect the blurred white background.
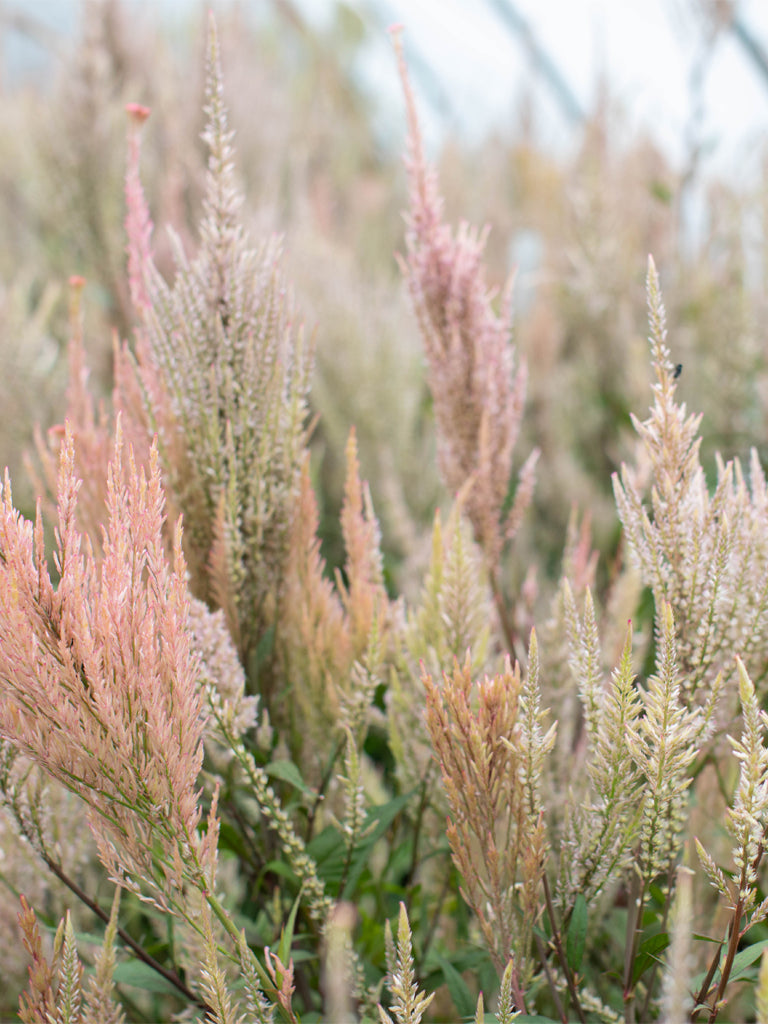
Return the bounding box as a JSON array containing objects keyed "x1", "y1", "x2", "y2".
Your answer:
[
  {"x1": 297, "y1": 0, "x2": 768, "y2": 182},
  {"x1": 5, "y1": 1, "x2": 768, "y2": 192}
]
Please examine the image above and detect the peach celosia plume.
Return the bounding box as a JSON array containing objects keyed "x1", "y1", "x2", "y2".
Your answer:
[{"x1": 0, "y1": 420, "x2": 215, "y2": 909}]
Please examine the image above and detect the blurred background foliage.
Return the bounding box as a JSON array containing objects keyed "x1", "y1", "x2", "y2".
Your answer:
[
  {"x1": 0, "y1": 0, "x2": 767, "y2": 1013},
  {"x1": 0, "y1": 0, "x2": 763, "y2": 592}
]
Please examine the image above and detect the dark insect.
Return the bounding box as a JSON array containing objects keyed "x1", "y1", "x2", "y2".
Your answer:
[{"x1": 673, "y1": 363, "x2": 683, "y2": 379}]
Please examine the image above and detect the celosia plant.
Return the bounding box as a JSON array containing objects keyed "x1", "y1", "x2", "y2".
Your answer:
[
  {"x1": 4, "y1": 12, "x2": 768, "y2": 1024},
  {"x1": 614, "y1": 256, "x2": 768, "y2": 712},
  {"x1": 423, "y1": 640, "x2": 553, "y2": 1001},
  {"x1": 122, "y1": 17, "x2": 313, "y2": 691},
  {"x1": 0, "y1": 421, "x2": 214, "y2": 910},
  {"x1": 391, "y1": 25, "x2": 537, "y2": 653}
]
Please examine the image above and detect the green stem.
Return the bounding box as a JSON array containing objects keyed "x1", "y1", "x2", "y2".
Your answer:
[
  {"x1": 706, "y1": 898, "x2": 745, "y2": 1023},
  {"x1": 205, "y1": 889, "x2": 298, "y2": 1024},
  {"x1": 39, "y1": 850, "x2": 208, "y2": 1011},
  {"x1": 421, "y1": 861, "x2": 453, "y2": 963},
  {"x1": 690, "y1": 944, "x2": 723, "y2": 1024},
  {"x1": 542, "y1": 873, "x2": 586, "y2": 1023},
  {"x1": 639, "y1": 868, "x2": 676, "y2": 1021},
  {"x1": 305, "y1": 733, "x2": 346, "y2": 842},
  {"x1": 204, "y1": 888, "x2": 243, "y2": 947},
  {"x1": 622, "y1": 872, "x2": 645, "y2": 1024},
  {"x1": 489, "y1": 565, "x2": 519, "y2": 657},
  {"x1": 692, "y1": 845, "x2": 763, "y2": 1021},
  {"x1": 534, "y1": 931, "x2": 566, "y2": 1023},
  {"x1": 404, "y1": 767, "x2": 432, "y2": 894}
]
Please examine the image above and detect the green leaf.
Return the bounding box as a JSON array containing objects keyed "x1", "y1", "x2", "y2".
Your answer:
[
  {"x1": 256, "y1": 624, "x2": 276, "y2": 667},
  {"x1": 341, "y1": 791, "x2": 415, "y2": 898},
  {"x1": 566, "y1": 893, "x2": 587, "y2": 972},
  {"x1": 647, "y1": 882, "x2": 667, "y2": 911},
  {"x1": 631, "y1": 932, "x2": 670, "y2": 986},
  {"x1": 113, "y1": 959, "x2": 181, "y2": 995},
  {"x1": 690, "y1": 949, "x2": 724, "y2": 995},
  {"x1": 435, "y1": 952, "x2": 475, "y2": 1019},
  {"x1": 689, "y1": 940, "x2": 768, "y2": 1003},
  {"x1": 499, "y1": 471, "x2": 518, "y2": 524},
  {"x1": 306, "y1": 825, "x2": 347, "y2": 886},
  {"x1": 262, "y1": 858, "x2": 299, "y2": 883},
  {"x1": 266, "y1": 759, "x2": 314, "y2": 796},
  {"x1": 216, "y1": 820, "x2": 252, "y2": 859},
  {"x1": 730, "y1": 939, "x2": 768, "y2": 982},
  {"x1": 650, "y1": 180, "x2": 673, "y2": 205},
  {"x1": 277, "y1": 891, "x2": 302, "y2": 967}
]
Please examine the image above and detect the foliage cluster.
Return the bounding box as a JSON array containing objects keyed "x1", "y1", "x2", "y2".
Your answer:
[{"x1": 2, "y1": 3, "x2": 768, "y2": 1023}]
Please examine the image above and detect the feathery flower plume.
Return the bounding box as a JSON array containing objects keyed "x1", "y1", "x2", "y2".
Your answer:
[
  {"x1": 559, "y1": 614, "x2": 643, "y2": 909},
  {"x1": 693, "y1": 659, "x2": 768, "y2": 1016},
  {"x1": 18, "y1": 906, "x2": 85, "y2": 1024},
  {"x1": 279, "y1": 453, "x2": 351, "y2": 746},
  {"x1": 188, "y1": 596, "x2": 259, "y2": 758},
  {"x1": 378, "y1": 902, "x2": 434, "y2": 1024},
  {"x1": 627, "y1": 603, "x2": 707, "y2": 884},
  {"x1": 725, "y1": 658, "x2": 768, "y2": 911},
  {"x1": 423, "y1": 645, "x2": 552, "y2": 1003},
  {"x1": 336, "y1": 427, "x2": 388, "y2": 652},
  {"x1": 17, "y1": 895, "x2": 56, "y2": 1024},
  {"x1": 389, "y1": 501, "x2": 496, "y2": 811},
  {"x1": 82, "y1": 886, "x2": 125, "y2": 1024},
  {"x1": 123, "y1": 14, "x2": 313, "y2": 677},
  {"x1": 614, "y1": 256, "x2": 768, "y2": 711},
  {"x1": 31, "y1": 276, "x2": 116, "y2": 552},
  {"x1": 279, "y1": 428, "x2": 390, "y2": 769},
  {"x1": 0, "y1": 421, "x2": 215, "y2": 911},
  {"x1": 124, "y1": 103, "x2": 152, "y2": 317},
  {"x1": 392, "y1": 28, "x2": 537, "y2": 632}
]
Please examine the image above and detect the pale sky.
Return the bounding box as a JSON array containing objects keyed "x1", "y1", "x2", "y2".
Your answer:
[
  {"x1": 10, "y1": 0, "x2": 768, "y2": 182},
  {"x1": 299, "y1": 0, "x2": 768, "y2": 181}
]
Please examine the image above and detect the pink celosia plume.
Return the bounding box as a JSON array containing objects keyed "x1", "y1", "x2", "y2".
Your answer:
[
  {"x1": 124, "y1": 103, "x2": 153, "y2": 316},
  {"x1": 0, "y1": 421, "x2": 214, "y2": 908},
  {"x1": 392, "y1": 28, "x2": 537, "y2": 568}
]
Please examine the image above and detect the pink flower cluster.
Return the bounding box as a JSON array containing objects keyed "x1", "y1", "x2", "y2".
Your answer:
[
  {"x1": 0, "y1": 421, "x2": 214, "y2": 905},
  {"x1": 393, "y1": 29, "x2": 536, "y2": 566}
]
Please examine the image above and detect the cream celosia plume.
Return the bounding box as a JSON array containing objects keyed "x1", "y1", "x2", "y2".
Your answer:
[{"x1": 122, "y1": 15, "x2": 313, "y2": 677}]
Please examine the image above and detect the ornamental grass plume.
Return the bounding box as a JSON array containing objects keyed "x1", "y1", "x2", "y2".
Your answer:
[
  {"x1": 693, "y1": 659, "x2": 768, "y2": 1018},
  {"x1": 423, "y1": 637, "x2": 554, "y2": 1006},
  {"x1": 17, "y1": 888, "x2": 126, "y2": 1024},
  {"x1": 0, "y1": 419, "x2": 217, "y2": 912},
  {"x1": 378, "y1": 902, "x2": 435, "y2": 1024},
  {"x1": 279, "y1": 427, "x2": 391, "y2": 771},
  {"x1": 614, "y1": 256, "x2": 768, "y2": 713},
  {"x1": 392, "y1": 28, "x2": 537, "y2": 621},
  {"x1": 626, "y1": 603, "x2": 711, "y2": 887},
  {"x1": 123, "y1": 15, "x2": 313, "y2": 681},
  {"x1": 17, "y1": 894, "x2": 56, "y2": 1024},
  {"x1": 557, "y1": 603, "x2": 644, "y2": 909},
  {"x1": 388, "y1": 501, "x2": 497, "y2": 815},
  {"x1": 31, "y1": 275, "x2": 118, "y2": 555},
  {"x1": 32, "y1": 281, "x2": 258, "y2": 764}
]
